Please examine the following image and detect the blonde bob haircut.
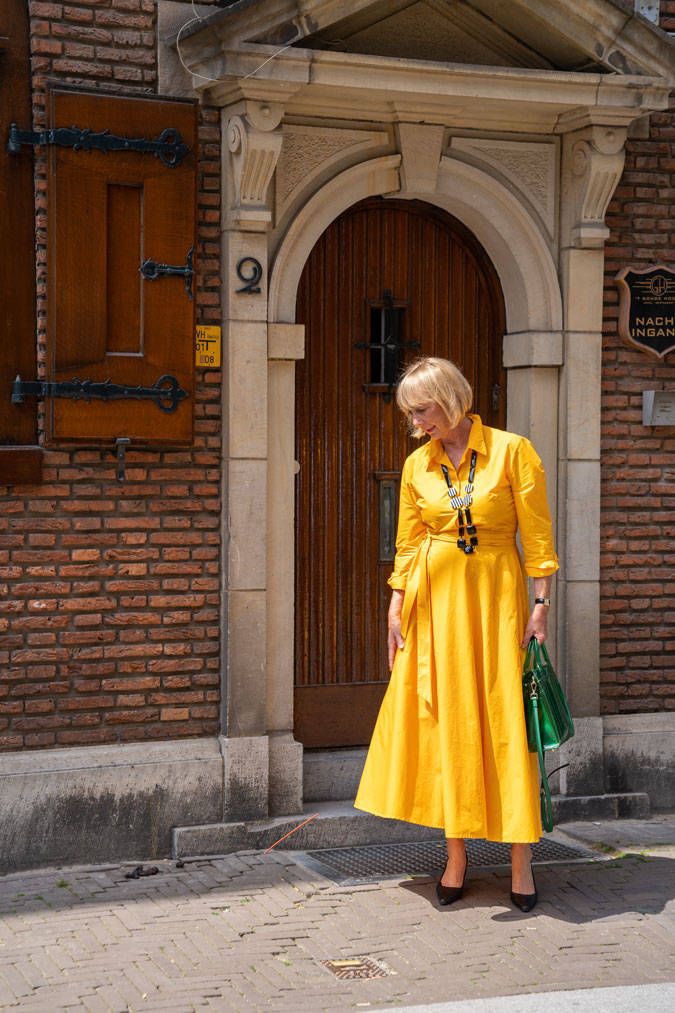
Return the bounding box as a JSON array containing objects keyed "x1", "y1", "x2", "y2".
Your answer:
[{"x1": 396, "y1": 357, "x2": 473, "y2": 438}]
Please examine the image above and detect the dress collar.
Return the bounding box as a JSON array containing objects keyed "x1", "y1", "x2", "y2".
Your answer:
[{"x1": 427, "y1": 413, "x2": 487, "y2": 467}]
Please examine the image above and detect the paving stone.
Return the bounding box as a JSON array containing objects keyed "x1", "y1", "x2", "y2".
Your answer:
[
  {"x1": 80, "y1": 995, "x2": 113, "y2": 1013},
  {"x1": 1, "y1": 822, "x2": 675, "y2": 1011}
]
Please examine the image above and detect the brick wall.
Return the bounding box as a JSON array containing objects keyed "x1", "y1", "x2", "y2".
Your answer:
[
  {"x1": 599, "y1": 2, "x2": 675, "y2": 714},
  {"x1": 0, "y1": 1, "x2": 223, "y2": 749},
  {"x1": 4, "y1": 0, "x2": 674, "y2": 742}
]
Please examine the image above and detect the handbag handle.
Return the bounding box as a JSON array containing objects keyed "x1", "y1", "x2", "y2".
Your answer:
[{"x1": 525, "y1": 635, "x2": 552, "y2": 672}]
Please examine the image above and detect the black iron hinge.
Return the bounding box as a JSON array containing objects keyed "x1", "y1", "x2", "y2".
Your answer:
[
  {"x1": 7, "y1": 124, "x2": 190, "y2": 168},
  {"x1": 11, "y1": 374, "x2": 188, "y2": 415}
]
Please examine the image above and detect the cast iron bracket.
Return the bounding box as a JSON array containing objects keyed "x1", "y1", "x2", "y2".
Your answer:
[
  {"x1": 140, "y1": 246, "x2": 194, "y2": 300},
  {"x1": 116, "y1": 437, "x2": 131, "y2": 482}
]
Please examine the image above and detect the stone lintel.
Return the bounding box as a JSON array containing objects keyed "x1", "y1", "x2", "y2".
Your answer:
[
  {"x1": 268, "y1": 323, "x2": 305, "y2": 360},
  {"x1": 230, "y1": 207, "x2": 274, "y2": 232},
  {"x1": 503, "y1": 331, "x2": 563, "y2": 368}
]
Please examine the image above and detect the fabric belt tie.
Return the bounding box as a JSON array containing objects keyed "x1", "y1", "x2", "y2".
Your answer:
[{"x1": 399, "y1": 532, "x2": 517, "y2": 706}]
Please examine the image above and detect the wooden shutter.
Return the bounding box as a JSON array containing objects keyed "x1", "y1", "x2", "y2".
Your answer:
[
  {"x1": 47, "y1": 87, "x2": 197, "y2": 445},
  {"x1": 0, "y1": 0, "x2": 42, "y2": 483}
]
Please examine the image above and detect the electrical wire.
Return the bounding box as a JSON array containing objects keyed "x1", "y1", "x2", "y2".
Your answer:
[
  {"x1": 175, "y1": 2, "x2": 300, "y2": 85},
  {"x1": 175, "y1": 2, "x2": 221, "y2": 84}
]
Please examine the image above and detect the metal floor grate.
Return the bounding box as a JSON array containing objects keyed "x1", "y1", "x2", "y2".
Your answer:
[
  {"x1": 316, "y1": 956, "x2": 394, "y2": 980},
  {"x1": 296, "y1": 837, "x2": 594, "y2": 885}
]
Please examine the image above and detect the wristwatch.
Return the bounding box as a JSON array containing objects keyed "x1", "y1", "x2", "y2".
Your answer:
[{"x1": 534, "y1": 597, "x2": 551, "y2": 606}]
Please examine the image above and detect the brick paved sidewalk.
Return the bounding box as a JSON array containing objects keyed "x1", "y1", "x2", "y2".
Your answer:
[{"x1": 0, "y1": 819, "x2": 674, "y2": 1012}]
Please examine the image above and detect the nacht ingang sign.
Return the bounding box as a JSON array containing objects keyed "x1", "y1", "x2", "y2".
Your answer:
[{"x1": 615, "y1": 264, "x2": 675, "y2": 359}]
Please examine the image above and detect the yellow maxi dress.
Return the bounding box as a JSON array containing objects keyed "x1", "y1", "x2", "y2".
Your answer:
[{"x1": 355, "y1": 414, "x2": 559, "y2": 843}]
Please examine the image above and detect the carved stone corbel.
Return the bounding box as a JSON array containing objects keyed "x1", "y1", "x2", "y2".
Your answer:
[
  {"x1": 563, "y1": 125, "x2": 627, "y2": 249},
  {"x1": 227, "y1": 103, "x2": 284, "y2": 231}
]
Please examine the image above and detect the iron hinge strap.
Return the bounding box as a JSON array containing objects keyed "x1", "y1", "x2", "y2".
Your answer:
[
  {"x1": 11, "y1": 374, "x2": 188, "y2": 415},
  {"x1": 7, "y1": 124, "x2": 190, "y2": 168}
]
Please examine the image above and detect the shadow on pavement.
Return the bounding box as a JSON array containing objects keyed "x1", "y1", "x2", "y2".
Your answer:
[
  {"x1": 397, "y1": 852, "x2": 675, "y2": 923},
  {"x1": 1, "y1": 850, "x2": 674, "y2": 927}
]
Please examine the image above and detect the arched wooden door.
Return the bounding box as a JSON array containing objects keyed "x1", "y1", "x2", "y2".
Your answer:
[{"x1": 294, "y1": 198, "x2": 506, "y2": 748}]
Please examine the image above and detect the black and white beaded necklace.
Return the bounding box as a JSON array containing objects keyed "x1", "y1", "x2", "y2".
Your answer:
[{"x1": 441, "y1": 450, "x2": 478, "y2": 554}]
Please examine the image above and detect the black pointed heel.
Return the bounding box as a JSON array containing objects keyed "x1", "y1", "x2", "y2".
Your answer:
[
  {"x1": 510, "y1": 867, "x2": 538, "y2": 913},
  {"x1": 436, "y1": 854, "x2": 468, "y2": 906}
]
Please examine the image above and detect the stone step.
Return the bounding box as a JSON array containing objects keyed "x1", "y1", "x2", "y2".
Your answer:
[
  {"x1": 174, "y1": 800, "x2": 444, "y2": 858},
  {"x1": 172, "y1": 792, "x2": 650, "y2": 859},
  {"x1": 554, "y1": 790, "x2": 649, "y2": 822},
  {"x1": 303, "y1": 748, "x2": 367, "y2": 802}
]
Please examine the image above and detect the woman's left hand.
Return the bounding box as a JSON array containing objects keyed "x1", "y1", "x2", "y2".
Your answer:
[{"x1": 521, "y1": 604, "x2": 548, "y2": 648}]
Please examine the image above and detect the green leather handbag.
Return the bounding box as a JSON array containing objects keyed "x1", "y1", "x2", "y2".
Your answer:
[{"x1": 522, "y1": 637, "x2": 575, "y2": 832}]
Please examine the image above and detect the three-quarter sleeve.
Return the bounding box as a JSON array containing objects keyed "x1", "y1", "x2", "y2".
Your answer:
[
  {"x1": 509, "y1": 438, "x2": 559, "y2": 577},
  {"x1": 388, "y1": 458, "x2": 427, "y2": 590}
]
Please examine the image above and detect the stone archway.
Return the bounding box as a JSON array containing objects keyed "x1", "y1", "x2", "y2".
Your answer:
[{"x1": 269, "y1": 155, "x2": 562, "y2": 333}]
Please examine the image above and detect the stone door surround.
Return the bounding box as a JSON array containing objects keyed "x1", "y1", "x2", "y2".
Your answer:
[{"x1": 164, "y1": 0, "x2": 675, "y2": 819}]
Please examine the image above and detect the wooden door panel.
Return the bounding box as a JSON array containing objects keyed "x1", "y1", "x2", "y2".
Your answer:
[
  {"x1": 52, "y1": 161, "x2": 108, "y2": 368},
  {"x1": 0, "y1": 0, "x2": 42, "y2": 481},
  {"x1": 295, "y1": 198, "x2": 506, "y2": 749}
]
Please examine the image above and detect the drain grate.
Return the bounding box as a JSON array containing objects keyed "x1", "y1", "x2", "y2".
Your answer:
[
  {"x1": 297, "y1": 837, "x2": 593, "y2": 885},
  {"x1": 317, "y1": 956, "x2": 394, "y2": 980}
]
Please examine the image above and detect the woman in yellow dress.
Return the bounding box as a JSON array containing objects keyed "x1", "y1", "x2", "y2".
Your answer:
[{"x1": 355, "y1": 357, "x2": 558, "y2": 912}]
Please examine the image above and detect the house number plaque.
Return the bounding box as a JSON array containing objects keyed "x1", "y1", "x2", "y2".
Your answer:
[{"x1": 236, "y1": 257, "x2": 263, "y2": 294}]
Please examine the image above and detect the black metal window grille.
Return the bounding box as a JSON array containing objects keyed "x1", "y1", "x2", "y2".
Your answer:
[
  {"x1": 356, "y1": 290, "x2": 419, "y2": 402},
  {"x1": 369, "y1": 303, "x2": 406, "y2": 386}
]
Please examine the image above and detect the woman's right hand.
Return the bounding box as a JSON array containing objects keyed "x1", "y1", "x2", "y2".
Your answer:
[{"x1": 387, "y1": 589, "x2": 406, "y2": 671}]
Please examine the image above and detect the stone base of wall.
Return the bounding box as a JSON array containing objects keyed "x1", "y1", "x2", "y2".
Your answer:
[
  {"x1": 1, "y1": 718, "x2": 672, "y2": 874},
  {"x1": 0, "y1": 739, "x2": 223, "y2": 874},
  {"x1": 603, "y1": 713, "x2": 675, "y2": 812}
]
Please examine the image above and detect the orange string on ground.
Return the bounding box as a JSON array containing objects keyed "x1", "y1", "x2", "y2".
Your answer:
[{"x1": 263, "y1": 813, "x2": 319, "y2": 853}]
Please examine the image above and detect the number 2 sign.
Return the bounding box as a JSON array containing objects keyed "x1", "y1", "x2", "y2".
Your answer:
[{"x1": 236, "y1": 257, "x2": 263, "y2": 294}]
